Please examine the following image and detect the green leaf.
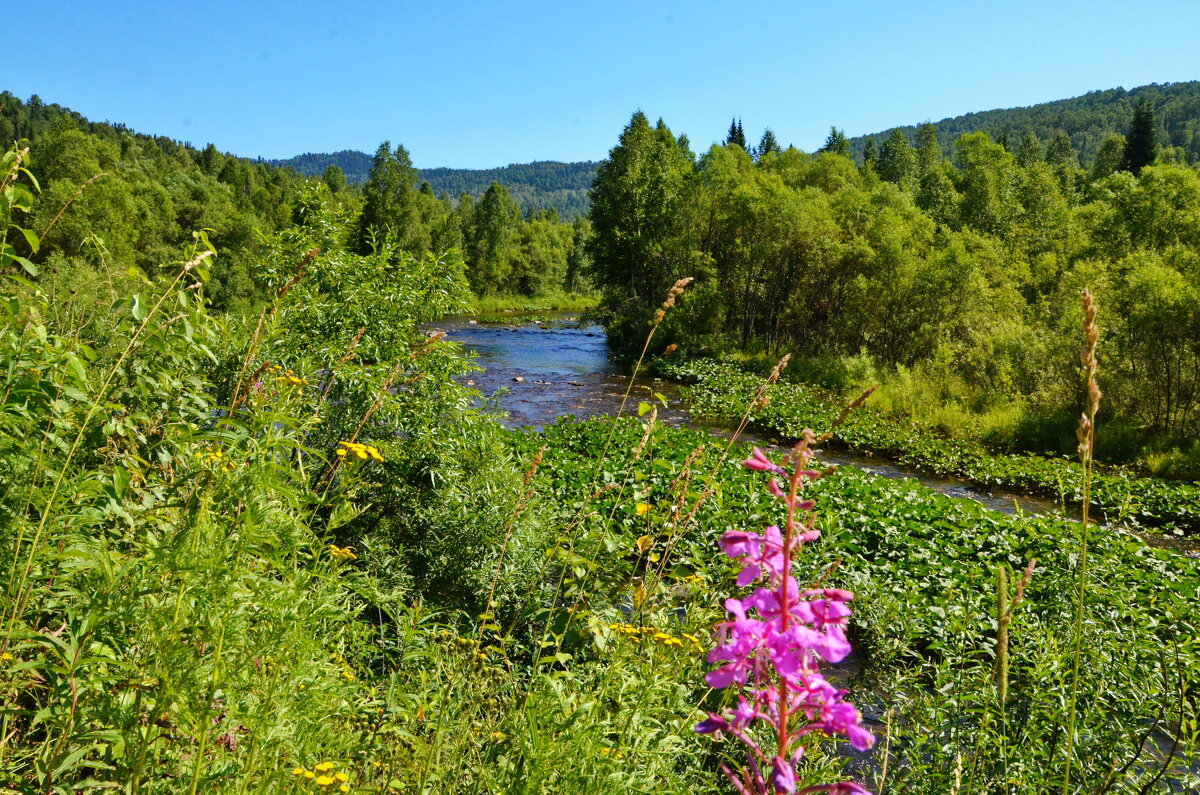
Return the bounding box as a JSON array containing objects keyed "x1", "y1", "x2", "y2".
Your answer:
[
  {"x1": 637, "y1": 401, "x2": 651, "y2": 416},
  {"x1": 17, "y1": 226, "x2": 39, "y2": 253},
  {"x1": 113, "y1": 466, "x2": 129, "y2": 499},
  {"x1": 64, "y1": 353, "x2": 89, "y2": 390},
  {"x1": 13, "y1": 256, "x2": 38, "y2": 276}
]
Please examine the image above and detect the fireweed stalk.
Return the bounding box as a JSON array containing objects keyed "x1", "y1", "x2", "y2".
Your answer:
[{"x1": 696, "y1": 431, "x2": 874, "y2": 795}]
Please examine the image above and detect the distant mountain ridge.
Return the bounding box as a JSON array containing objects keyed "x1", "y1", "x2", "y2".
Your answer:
[
  {"x1": 846, "y1": 81, "x2": 1200, "y2": 166},
  {"x1": 269, "y1": 152, "x2": 599, "y2": 219}
]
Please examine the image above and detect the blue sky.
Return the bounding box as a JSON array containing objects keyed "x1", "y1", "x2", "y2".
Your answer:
[{"x1": 12, "y1": 1, "x2": 1200, "y2": 168}]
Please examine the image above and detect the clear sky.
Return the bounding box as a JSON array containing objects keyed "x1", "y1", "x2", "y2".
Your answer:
[{"x1": 11, "y1": 0, "x2": 1200, "y2": 169}]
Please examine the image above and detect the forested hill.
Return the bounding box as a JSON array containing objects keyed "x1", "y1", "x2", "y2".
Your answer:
[
  {"x1": 271, "y1": 153, "x2": 599, "y2": 219},
  {"x1": 268, "y1": 150, "x2": 373, "y2": 182},
  {"x1": 846, "y1": 80, "x2": 1200, "y2": 167},
  {"x1": 419, "y1": 161, "x2": 598, "y2": 219}
]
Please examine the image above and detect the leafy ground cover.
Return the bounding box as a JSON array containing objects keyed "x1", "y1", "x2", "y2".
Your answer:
[
  {"x1": 509, "y1": 416, "x2": 1200, "y2": 792},
  {"x1": 660, "y1": 358, "x2": 1200, "y2": 537}
]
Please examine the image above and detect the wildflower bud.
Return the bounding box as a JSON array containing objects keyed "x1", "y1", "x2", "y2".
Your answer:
[
  {"x1": 770, "y1": 757, "x2": 796, "y2": 793},
  {"x1": 664, "y1": 343, "x2": 678, "y2": 355}
]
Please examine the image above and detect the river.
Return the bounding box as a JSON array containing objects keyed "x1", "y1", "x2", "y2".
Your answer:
[{"x1": 435, "y1": 313, "x2": 1070, "y2": 520}]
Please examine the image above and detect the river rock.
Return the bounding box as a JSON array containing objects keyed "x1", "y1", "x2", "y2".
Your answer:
[{"x1": 513, "y1": 376, "x2": 524, "y2": 382}]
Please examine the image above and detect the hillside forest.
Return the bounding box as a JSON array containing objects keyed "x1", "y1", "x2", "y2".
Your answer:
[{"x1": 0, "y1": 92, "x2": 592, "y2": 313}]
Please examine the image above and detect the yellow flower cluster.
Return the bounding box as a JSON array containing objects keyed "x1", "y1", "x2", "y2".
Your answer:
[
  {"x1": 606, "y1": 623, "x2": 704, "y2": 650},
  {"x1": 335, "y1": 441, "x2": 384, "y2": 462},
  {"x1": 597, "y1": 746, "x2": 627, "y2": 759},
  {"x1": 291, "y1": 761, "x2": 350, "y2": 791},
  {"x1": 269, "y1": 364, "x2": 309, "y2": 387},
  {"x1": 328, "y1": 544, "x2": 358, "y2": 561},
  {"x1": 195, "y1": 448, "x2": 236, "y2": 472}
]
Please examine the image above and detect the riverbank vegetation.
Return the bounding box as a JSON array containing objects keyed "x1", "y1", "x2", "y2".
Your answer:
[
  {"x1": 662, "y1": 358, "x2": 1200, "y2": 537},
  {"x1": 588, "y1": 107, "x2": 1200, "y2": 481}
]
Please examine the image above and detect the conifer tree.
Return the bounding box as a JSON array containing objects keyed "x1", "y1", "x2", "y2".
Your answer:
[
  {"x1": 916, "y1": 123, "x2": 942, "y2": 174},
  {"x1": 354, "y1": 141, "x2": 422, "y2": 253},
  {"x1": 589, "y1": 111, "x2": 694, "y2": 304},
  {"x1": 726, "y1": 118, "x2": 747, "y2": 150},
  {"x1": 469, "y1": 182, "x2": 520, "y2": 294},
  {"x1": 862, "y1": 139, "x2": 879, "y2": 173},
  {"x1": 757, "y1": 128, "x2": 781, "y2": 160},
  {"x1": 1123, "y1": 98, "x2": 1157, "y2": 175},
  {"x1": 819, "y1": 126, "x2": 850, "y2": 157}
]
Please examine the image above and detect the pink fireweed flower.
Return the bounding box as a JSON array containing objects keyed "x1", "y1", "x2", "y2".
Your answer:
[
  {"x1": 696, "y1": 437, "x2": 873, "y2": 794},
  {"x1": 720, "y1": 527, "x2": 787, "y2": 586},
  {"x1": 771, "y1": 756, "x2": 797, "y2": 793},
  {"x1": 744, "y1": 447, "x2": 785, "y2": 474}
]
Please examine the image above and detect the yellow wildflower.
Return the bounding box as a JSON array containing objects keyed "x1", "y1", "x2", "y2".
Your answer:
[
  {"x1": 316, "y1": 774, "x2": 335, "y2": 786},
  {"x1": 635, "y1": 502, "x2": 651, "y2": 516},
  {"x1": 328, "y1": 544, "x2": 358, "y2": 561},
  {"x1": 335, "y1": 772, "x2": 349, "y2": 782},
  {"x1": 315, "y1": 761, "x2": 335, "y2": 772},
  {"x1": 340, "y1": 787, "x2": 349, "y2": 793},
  {"x1": 304, "y1": 770, "x2": 315, "y2": 778},
  {"x1": 291, "y1": 767, "x2": 306, "y2": 776}
]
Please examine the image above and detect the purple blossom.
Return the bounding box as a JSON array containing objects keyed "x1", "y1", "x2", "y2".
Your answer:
[
  {"x1": 744, "y1": 447, "x2": 786, "y2": 474},
  {"x1": 697, "y1": 437, "x2": 874, "y2": 794},
  {"x1": 771, "y1": 756, "x2": 796, "y2": 793}
]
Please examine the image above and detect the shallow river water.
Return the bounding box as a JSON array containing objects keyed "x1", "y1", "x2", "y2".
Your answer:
[{"x1": 435, "y1": 314, "x2": 1068, "y2": 520}]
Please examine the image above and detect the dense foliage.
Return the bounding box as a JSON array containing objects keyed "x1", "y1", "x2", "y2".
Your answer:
[
  {"x1": 272, "y1": 150, "x2": 597, "y2": 220},
  {"x1": 270, "y1": 150, "x2": 375, "y2": 184},
  {"x1": 0, "y1": 91, "x2": 361, "y2": 315},
  {"x1": 2, "y1": 92, "x2": 590, "y2": 306},
  {"x1": 846, "y1": 81, "x2": 1200, "y2": 168},
  {"x1": 588, "y1": 109, "x2": 1200, "y2": 475}
]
